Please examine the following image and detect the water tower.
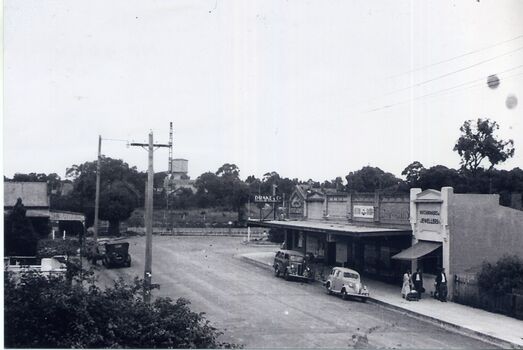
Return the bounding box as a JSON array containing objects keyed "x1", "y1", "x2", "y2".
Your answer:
[{"x1": 171, "y1": 158, "x2": 189, "y2": 180}]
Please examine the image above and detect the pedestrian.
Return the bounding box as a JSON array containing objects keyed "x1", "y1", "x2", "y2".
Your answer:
[
  {"x1": 435, "y1": 267, "x2": 448, "y2": 302},
  {"x1": 401, "y1": 269, "x2": 412, "y2": 298},
  {"x1": 412, "y1": 267, "x2": 424, "y2": 299}
]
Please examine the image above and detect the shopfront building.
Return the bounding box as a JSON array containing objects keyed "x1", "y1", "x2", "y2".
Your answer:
[
  {"x1": 250, "y1": 185, "x2": 413, "y2": 283},
  {"x1": 391, "y1": 187, "x2": 523, "y2": 299}
]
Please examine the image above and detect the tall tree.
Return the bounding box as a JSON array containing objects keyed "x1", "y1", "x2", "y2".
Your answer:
[
  {"x1": 215, "y1": 163, "x2": 240, "y2": 178},
  {"x1": 453, "y1": 118, "x2": 515, "y2": 174},
  {"x1": 401, "y1": 161, "x2": 425, "y2": 188},
  {"x1": 5, "y1": 198, "x2": 39, "y2": 256},
  {"x1": 64, "y1": 157, "x2": 145, "y2": 233}
]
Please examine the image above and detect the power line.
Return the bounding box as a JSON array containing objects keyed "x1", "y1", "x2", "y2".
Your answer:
[
  {"x1": 102, "y1": 138, "x2": 129, "y2": 143},
  {"x1": 385, "y1": 34, "x2": 523, "y2": 80},
  {"x1": 363, "y1": 65, "x2": 523, "y2": 114},
  {"x1": 381, "y1": 45, "x2": 523, "y2": 98}
]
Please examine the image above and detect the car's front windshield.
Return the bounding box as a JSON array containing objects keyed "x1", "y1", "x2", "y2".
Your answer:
[{"x1": 289, "y1": 255, "x2": 304, "y2": 262}]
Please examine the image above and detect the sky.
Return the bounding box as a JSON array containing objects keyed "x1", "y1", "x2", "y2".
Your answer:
[{"x1": 3, "y1": 0, "x2": 523, "y2": 182}]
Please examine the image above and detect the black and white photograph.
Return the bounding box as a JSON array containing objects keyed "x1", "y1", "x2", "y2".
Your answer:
[{"x1": 3, "y1": 0, "x2": 523, "y2": 348}]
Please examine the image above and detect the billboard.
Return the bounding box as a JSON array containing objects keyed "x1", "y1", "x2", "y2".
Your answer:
[{"x1": 353, "y1": 205, "x2": 374, "y2": 218}]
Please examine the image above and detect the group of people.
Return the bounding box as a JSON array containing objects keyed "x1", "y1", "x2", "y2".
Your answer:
[{"x1": 402, "y1": 267, "x2": 448, "y2": 302}]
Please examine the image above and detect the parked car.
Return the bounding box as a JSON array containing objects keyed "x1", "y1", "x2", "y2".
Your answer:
[
  {"x1": 324, "y1": 267, "x2": 369, "y2": 302},
  {"x1": 102, "y1": 242, "x2": 131, "y2": 268},
  {"x1": 273, "y1": 249, "x2": 313, "y2": 281}
]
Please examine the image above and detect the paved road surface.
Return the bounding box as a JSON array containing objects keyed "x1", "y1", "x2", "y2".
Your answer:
[{"x1": 96, "y1": 236, "x2": 493, "y2": 348}]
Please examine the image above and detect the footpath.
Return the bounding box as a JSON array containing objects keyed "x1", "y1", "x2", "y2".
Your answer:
[{"x1": 240, "y1": 250, "x2": 523, "y2": 349}]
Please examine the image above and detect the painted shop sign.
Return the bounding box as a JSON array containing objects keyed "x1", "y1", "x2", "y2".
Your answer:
[
  {"x1": 353, "y1": 205, "x2": 374, "y2": 218},
  {"x1": 419, "y1": 208, "x2": 441, "y2": 225},
  {"x1": 254, "y1": 195, "x2": 282, "y2": 203}
]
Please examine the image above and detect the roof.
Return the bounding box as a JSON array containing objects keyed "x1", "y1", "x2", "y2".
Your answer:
[
  {"x1": 277, "y1": 250, "x2": 305, "y2": 256},
  {"x1": 332, "y1": 267, "x2": 360, "y2": 275},
  {"x1": 4, "y1": 182, "x2": 49, "y2": 208},
  {"x1": 49, "y1": 210, "x2": 85, "y2": 222},
  {"x1": 248, "y1": 219, "x2": 411, "y2": 237},
  {"x1": 392, "y1": 241, "x2": 441, "y2": 260}
]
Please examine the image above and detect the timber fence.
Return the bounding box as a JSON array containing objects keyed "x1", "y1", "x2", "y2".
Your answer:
[{"x1": 453, "y1": 273, "x2": 523, "y2": 320}]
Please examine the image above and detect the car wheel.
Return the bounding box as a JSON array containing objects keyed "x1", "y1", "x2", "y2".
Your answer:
[
  {"x1": 325, "y1": 282, "x2": 332, "y2": 295},
  {"x1": 342, "y1": 289, "x2": 348, "y2": 300}
]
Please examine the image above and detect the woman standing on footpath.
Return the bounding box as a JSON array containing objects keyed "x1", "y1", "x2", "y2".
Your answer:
[{"x1": 401, "y1": 269, "x2": 412, "y2": 298}]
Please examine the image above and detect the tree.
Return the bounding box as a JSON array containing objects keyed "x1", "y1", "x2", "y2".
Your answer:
[
  {"x1": 64, "y1": 157, "x2": 145, "y2": 231},
  {"x1": 454, "y1": 118, "x2": 515, "y2": 174},
  {"x1": 99, "y1": 181, "x2": 140, "y2": 235},
  {"x1": 215, "y1": 163, "x2": 240, "y2": 178},
  {"x1": 4, "y1": 198, "x2": 39, "y2": 256},
  {"x1": 477, "y1": 255, "x2": 523, "y2": 296},
  {"x1": 321, "y1": 177, "x2": 344, "y2": 190},
  {"x1": 417, "y1": 165, "x2": 466, "y2": 192},
  {"x1": 401, "y1": 161, "x2": 425, "y2": 188},
  {"x1": 4, "y1": 273, "x2": 238, "y2": 348},
  {"x1": 345, "y1": 166, "x2": 405, "y2": 193}
]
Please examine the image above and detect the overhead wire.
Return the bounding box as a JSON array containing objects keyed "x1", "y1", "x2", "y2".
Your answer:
[
  {"x1": 380, "y1": 45, "x2": 523, "y2": 98},
  {"x1": 384, "y1": 34, "x2": 523, "y2": 80},
  {"x1": 363, "y1": 64, "x2": 523, "y2": 114}
]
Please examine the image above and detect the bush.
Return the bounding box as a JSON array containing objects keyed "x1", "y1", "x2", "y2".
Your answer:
[
  {"x1": 37, "y1": 238, "x2": 80, "y2": 258},
  {"x1": 477, "y1": 255, "x2": 523, "y2": 296},
  {"x1": 5, "y1": 272, "x2": 240, "y2": 348}
]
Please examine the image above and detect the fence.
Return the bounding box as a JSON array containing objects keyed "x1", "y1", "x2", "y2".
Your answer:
[
  {"x1": 127, "y1": 227, "x2": 266, "y2": 237},
  {"x1": 453, "y1": 274, "x2": 523, "y2": 320}
]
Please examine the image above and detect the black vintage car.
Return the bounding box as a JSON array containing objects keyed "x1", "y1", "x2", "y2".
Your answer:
[
  {"x1": 101, "y1": 242, "x2": 131, "y2": 268},
  {"x1": 273, "y1": 249, "x2": 313, "y2": 282}
]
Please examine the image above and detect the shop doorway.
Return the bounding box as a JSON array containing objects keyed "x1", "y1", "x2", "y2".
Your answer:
[
  {"x1": 326, "y1": 242, "x2": 336, "y2": 265},
  {"x1": 419, "y1": 246, "x2": 443, "y2": 275}
]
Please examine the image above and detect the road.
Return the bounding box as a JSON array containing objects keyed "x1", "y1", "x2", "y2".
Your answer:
[{"x1": 96, "y1": 236, "x2": 493, "y2": 348}]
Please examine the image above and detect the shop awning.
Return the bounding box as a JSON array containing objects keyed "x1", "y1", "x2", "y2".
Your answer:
[{"x1": 392, "y1": 241, "x2": 441, "y2": 260}]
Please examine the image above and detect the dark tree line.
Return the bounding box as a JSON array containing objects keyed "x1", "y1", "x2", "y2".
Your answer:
[{"x1": 5, "y1": 117, "x2": 519, "y2": 236}]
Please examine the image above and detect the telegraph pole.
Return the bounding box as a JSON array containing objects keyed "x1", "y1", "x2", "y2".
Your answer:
[
  {"x1": 93, "y1": 135, "x2": 102, "y2": 243},
  {"x1": 130, "y1": 132, "x2": 170, "y2": 303}
]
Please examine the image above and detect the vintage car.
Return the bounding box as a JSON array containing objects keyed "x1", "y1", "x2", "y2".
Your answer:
[
  {"x1": 101, "y1": 241, "x2": 131, "y2": 268},
  {"x1": 273, "y1": 250, "x2": 313, "y2": 281},
  {"x1": 324, "y1": 267, "x2": 369, "y2": 302}
]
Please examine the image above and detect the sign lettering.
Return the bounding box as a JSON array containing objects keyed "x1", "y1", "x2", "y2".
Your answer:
[
  {"x1": 254, "y1": 195, "x2": 282, "y2": 203},
  {"x1": 419, "y1": 208, "x2": 440, "y2": 225}
]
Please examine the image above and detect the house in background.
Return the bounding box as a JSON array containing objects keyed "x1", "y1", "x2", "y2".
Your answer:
[{"x1": 4, "y1": 181, "x2": 85, "y2": 237}]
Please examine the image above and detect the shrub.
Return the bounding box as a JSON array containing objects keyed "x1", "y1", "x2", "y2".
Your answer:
[
  {"x1": 5, "y1": 272, "x2": 240, "y2": 348},
  {"x1": 37, "y1": 238, "x2": 80, "y2": 258},
  {"x1": 477, "y1": 255, "x2": 523, "y2": 296}
]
